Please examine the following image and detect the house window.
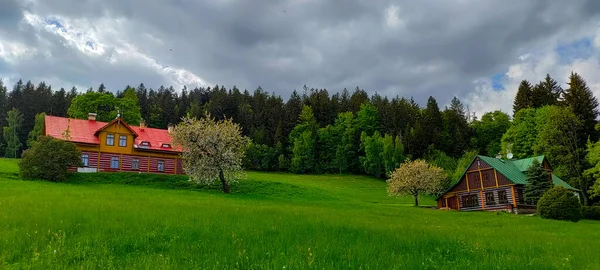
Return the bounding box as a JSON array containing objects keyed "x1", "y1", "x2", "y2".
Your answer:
[
  {"x1": 106, "y1": 134, "x2": 115, "y2": 146},
  {"x1": 111, "y1": 156, "x2": 119, "y2": 169},
  {"x1": 461, "y1": 194, "x2": 479, "y2": 208},
  {"x1": 485, "y1": 192, "x2": 496, "y2": 205},
  {"x1": 132, "y1": 158, "x2": 139, "y2": 170},
  {"x1": 498, "y1": 190, "x2": 508, "y2": 204},
  {"x1": 119, "y1": 135, "x2": 127, "y2": 147},
  {"x1": 483, "y1": 173, "x2": 489, "y2": 183},
  {"x1": 81, "y1": 154, "x2": 89, "y2": 167},
  {"x1": 161, "y1": 143, "x2": 171, "y2": 148},
  {"x1": 157, "y1": 160, "x2": 165, "y2": 172}
]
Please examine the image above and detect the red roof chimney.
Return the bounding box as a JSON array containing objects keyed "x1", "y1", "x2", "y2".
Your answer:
[{"x1": 88, "y1": 113, "x2": 97, "y2": 121}]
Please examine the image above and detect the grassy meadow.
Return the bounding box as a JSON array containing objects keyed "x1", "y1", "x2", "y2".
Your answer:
[{"x1": 0, "y1": 158, "x2": 599, "y2": 269}]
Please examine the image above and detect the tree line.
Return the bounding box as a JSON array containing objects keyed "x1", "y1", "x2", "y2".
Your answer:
[{"x1": 1, "y1": 71, "x2": 600, "y2": 205}]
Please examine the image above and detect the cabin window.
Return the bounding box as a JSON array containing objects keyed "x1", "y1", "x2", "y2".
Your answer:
[
  {"x1": 157, "y1": 160, "x2": 165, "y2": 172},
  {"x1": 119, "y1": 135, "x2": 127, "y2": 147},
  {"x1": 485, "y1": 192, "x2": 495, "y2": 205},
  {"x1": 140, "y1": 141, "x2": 150, "y2": 147},
  {"x1": 110, "y1": 156, "x2": 119, "y2": 169},
  {"x1": 81, "y1": 154, "x2": 89, "y2": 167},
  {"x1": 461, "y1": 194, "x2": 479, "y2": 208},
  {"x1": 106, "y1": 134, "x2": 115, "y2": 146},
  {"x1": 132, "y1": 158, "x2": 140, "y2": 170},
  {"x1": 498, "y1": 190, "x2": 508, "y2": 204},
  {"x1": 482, "y1": 173, "x2": 489, "y2": 183}
]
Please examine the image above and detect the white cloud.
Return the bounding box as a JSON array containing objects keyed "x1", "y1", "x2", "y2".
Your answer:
[{"x1": 465, "y1": 24, "x2": 600, "y2": 116}]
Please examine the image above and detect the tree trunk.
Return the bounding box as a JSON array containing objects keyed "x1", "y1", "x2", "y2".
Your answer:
[
  {"x1": 219, "y1": 169, "x2": 230, "y2": 194},
  {"x1": 414, "y1": 193, "x2": 419, "y2": 206}
]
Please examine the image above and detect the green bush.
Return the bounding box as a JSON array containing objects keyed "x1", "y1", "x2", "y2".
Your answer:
[
  {"x1": 537, "y1": 186, "x2": 582, "y2": 222},
  {"x1": 19, "y1": 136, "x2": 82, "y2": 182},
  {"x1": 582, "y1": 206, "x2": 600, "y2": 220}
]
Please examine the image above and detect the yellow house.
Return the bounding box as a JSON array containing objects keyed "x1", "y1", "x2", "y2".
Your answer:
[{"x1": 44, "y1": 113, "x2": 183, "y2": 174}]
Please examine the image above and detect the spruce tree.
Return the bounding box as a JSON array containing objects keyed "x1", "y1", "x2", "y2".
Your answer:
[
  {"x1": 513, "y1": 80, "x2": 533, "y2": 115},
  {"x1": 562, "y1": 72, "x2": 599, "y2": 143},
  {"x1": 531, "y1": 74, "x2": 561, "y2": 108},
  {"x1": 421, "y1": 96, "x2": 443, "y2": 151},
  {"x1": 524, "y1": 159, "x2": 553, "y2": 205}
]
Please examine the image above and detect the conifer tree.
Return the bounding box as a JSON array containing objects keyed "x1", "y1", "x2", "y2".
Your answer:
[
  {"x1": 531, "y1": 74, "x2": 560, "y2": 108},
  {"x1": 562, "y1": 72, "x2": 599, "y2": 143},
  {"x1": 524, "y1": 159, "x2": 553, "y2": 205},
  {"x1": 513, "y1": 80, "x2": 533, "y2": 115}
]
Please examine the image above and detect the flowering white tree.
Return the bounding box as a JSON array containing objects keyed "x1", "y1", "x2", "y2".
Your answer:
[
  {"x1": 171, "y1": 115, "x2": 249, "y2": 193},
  {"x1": 387, "y1": 159, "x2": 446, "y2": 206}
]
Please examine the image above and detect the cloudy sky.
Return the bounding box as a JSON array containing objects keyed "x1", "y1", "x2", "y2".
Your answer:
[{"x1": 1, "y1": 0, "x2": 600, "y2": 116}]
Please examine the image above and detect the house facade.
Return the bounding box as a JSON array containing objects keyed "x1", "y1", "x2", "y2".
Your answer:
[
  {"x1": 44, "y1": 113, "x2": 184, "y2": 175},
  {"x1": 437, "y1": 155, "x2": 578, "y2": 213}
]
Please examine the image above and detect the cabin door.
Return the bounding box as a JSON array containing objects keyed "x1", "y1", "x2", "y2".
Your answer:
[{"x1": 448, "y1": 196, "x2": 458, "y2": 210}]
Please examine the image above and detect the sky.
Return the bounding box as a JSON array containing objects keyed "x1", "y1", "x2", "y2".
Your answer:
[{"x1": 2, "y1": 0, "x2": 600, "y2": 117}]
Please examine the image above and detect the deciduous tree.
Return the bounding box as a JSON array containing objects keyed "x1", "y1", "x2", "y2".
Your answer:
[
  {"x1": 171, "y1": 115, "x2": 249, "y2": 193},
  {"x1": 387, "y1": 159, "x2": 446, "y2": 206},
  {"x1": 3, "y1": 108, "x2": 23, "y2": 158}
]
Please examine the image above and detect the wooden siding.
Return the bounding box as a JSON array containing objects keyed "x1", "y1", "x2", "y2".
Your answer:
[
  {"x1": 467, "y1": 172, "x2": 481, "y2": 189},
  {"x1": 81, "y1": 151, "x2": 99, "y2": 168},
  {"x1": 495, "y1": 172, "x2": 512, "y2": 186},
  {"x1": 456, "y1": 187, "x2": 514, "y2": 211},
  {"x1": 468, "y1": 157, "x2": 491, "y2": 171},
  {"x1": 450, "y1": 175, "x2": 468, "y2": 192},
  {"x1": 176, "y1": 159, "x2": 185, "y2": 175}
]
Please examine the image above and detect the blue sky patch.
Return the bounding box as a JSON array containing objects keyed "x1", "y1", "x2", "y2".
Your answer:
[
  {"x1": 555, "y1": 38, "x2": 594, "y2": 64},
  {"x1": 490, "y1": 72, "x2": 505, "y2": 91},
  {"x1": 45, "y1": 19, "x2": 64, "y2": 30}
]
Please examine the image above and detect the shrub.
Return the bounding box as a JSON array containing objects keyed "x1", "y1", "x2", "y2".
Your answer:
[
  {"x1": 537, "y1": 186, "x2": 582, "y2": 222},
  {"x1": 19, "y1": 136, "x2": 82, "y2": 182},
  {"x1": 582, "y1": 206, "x2": 600, "y2": 220}
]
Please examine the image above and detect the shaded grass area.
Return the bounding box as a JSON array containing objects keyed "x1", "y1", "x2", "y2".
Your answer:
[{"x1": 1, "y1": 158, "x2": 599, "y2": 269}]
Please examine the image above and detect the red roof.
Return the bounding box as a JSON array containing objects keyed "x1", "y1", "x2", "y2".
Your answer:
[{"x1": 44, "y1": 115, "x2": 180, "y2": 153}]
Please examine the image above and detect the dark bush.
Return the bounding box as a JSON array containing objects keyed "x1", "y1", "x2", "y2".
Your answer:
[
  {"x1": 537, "y1": 186, "x2": 582, "y2": 222},
  {"x1": 19, "y1": 136, "x2": 82, "y2": 182},
  {"x1": 582, "y1": 206, "x2": 600, "y2": 220}
]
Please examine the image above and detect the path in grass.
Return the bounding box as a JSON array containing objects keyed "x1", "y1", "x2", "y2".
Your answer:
[{"x1": 0, "y1": 158, "x2": 599, "y2": 269}]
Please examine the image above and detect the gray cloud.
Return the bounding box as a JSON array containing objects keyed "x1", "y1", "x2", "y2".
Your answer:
[{"x1": 1, "y1": 0, "x2": 600, "y2": 107}]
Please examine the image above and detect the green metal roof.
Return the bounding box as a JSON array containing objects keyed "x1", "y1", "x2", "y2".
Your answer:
[
  {"x1": 510, "y1": 155, "x2": 546, "y2": 172},
  {"x1": 438, "y1": 155, "x2": 579, "y2": 199},
  {"x1": 478, "y1": 155, "x2": 529, "y2": 185}
]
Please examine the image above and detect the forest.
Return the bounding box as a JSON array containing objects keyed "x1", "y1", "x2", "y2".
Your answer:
[{"x1": 0, "y1": 71, "x2": 599, "y2": 205}]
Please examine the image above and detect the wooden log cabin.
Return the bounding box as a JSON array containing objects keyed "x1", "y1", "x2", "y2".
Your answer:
[
  {"x1": 437, "y1": 155, "x2": 579, "y2": 213},
  {"x1": 44, "y1": 113, "x2": 184, "y2": 175}
]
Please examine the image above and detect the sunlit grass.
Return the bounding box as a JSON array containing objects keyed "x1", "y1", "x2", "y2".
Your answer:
[{"x1": 0, "y1": 158, "x2": 598, "y2": 269}]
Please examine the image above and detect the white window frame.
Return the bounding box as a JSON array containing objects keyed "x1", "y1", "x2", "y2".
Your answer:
[
  {"x1": 132, "y1": 158, "x2": 140, "y2": 170},
  {"x1": 157, "y1": 160, "x2": 165, "y2": 172},
  {"x1": 106, "y1": 134, "x2": 115, "y2": 146},
  {"x1": 81, "y1": 154, "x2": 89, "y2": 167},
  {"x1": 119, "y1": 135, "x2": 127, "y2": 147},
  {"x1": 110, "y1": 156, "x2": 119, "y2": 169}
]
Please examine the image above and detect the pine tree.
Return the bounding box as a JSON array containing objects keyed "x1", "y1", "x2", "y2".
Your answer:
[
  {"x1": 524, "y1": 159, "x2": 553, "y2": 205},
  {"x1": 563, "y1": 72, "x2": 599, "y2": 143},
  {"x1": 513, "y1": 80, "x2": 533, "y2": 115}
]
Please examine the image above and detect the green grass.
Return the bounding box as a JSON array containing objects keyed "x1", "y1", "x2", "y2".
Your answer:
[{"x1": 0, "y1": 158, "x2": 599, "y2": 269}]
